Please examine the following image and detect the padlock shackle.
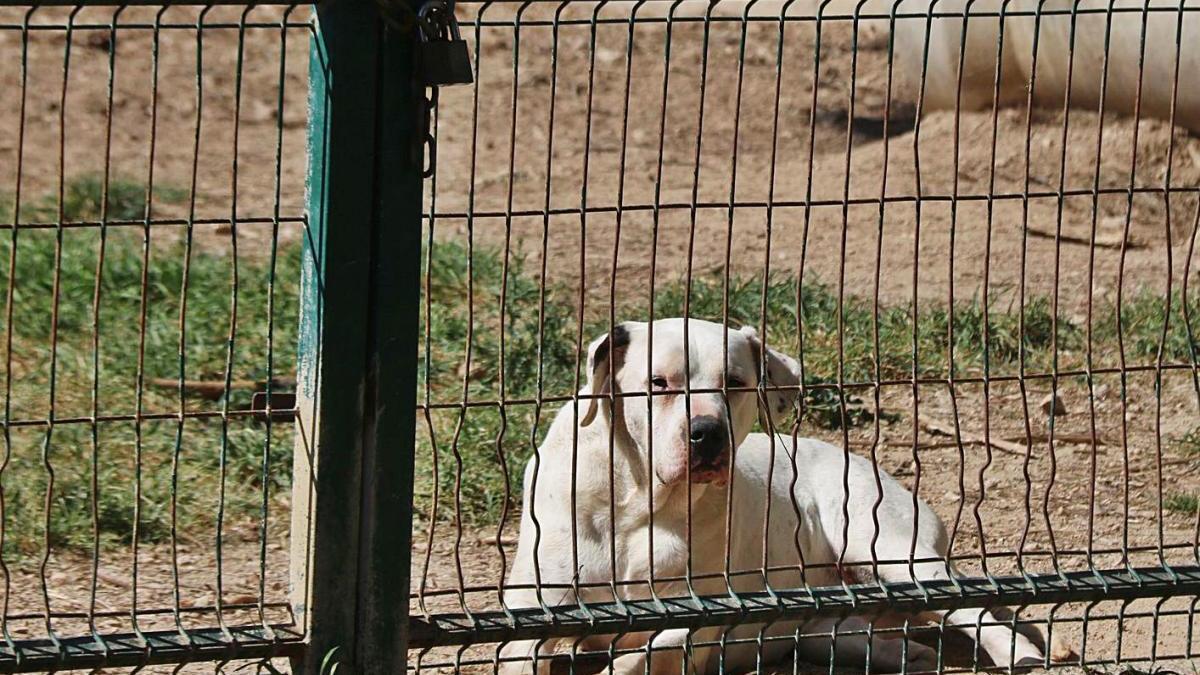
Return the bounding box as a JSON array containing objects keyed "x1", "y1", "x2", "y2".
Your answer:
[
  {"x1": 417, "y1": 0, "x2": 453, "y2": 41},
  {"x1": 416, "y1": 0, "x2": 475, "y2": 86}
]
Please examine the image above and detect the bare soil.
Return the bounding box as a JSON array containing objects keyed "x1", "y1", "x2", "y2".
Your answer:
[
  {"x1": 0, "y1": 5, "x2": 311, "y2": 251},
  {"x1": 0, "y1": 527, "x2": 292, "y2": 674},
  {"x1": 430, "y1": 4, "x2": 1200, "y2": 313}
]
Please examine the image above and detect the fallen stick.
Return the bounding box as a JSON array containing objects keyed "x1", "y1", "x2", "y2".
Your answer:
[
  {"x1": 148, "y1": 376, "x2": 296, "y2": 400},
  {"x1": 884, "y1": 434, "x2": 1110, "y2": 450},
  {"x1": 1007, "y1": 433, "x2": 1113, "y2": 447},
  {"x1": 1025, "y1": 226, "x2": 1142, "y2": 250},
  {"x1": 917, "y1": 415, "x2": 1028, "y2": 457},
  {"x1": 881, "y1": 440, "x2": 965, "y2": 450}
]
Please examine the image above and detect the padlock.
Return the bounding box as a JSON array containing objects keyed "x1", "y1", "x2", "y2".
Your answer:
[
  {"x1": 418, "y1": 1, "x2": 473, "y2": 86},
  {"x1": 420, "y1": 40, "x2": 473, "y2": 86}
]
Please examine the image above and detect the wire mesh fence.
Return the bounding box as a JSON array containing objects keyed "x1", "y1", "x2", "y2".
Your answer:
[
  {"x1": 412, "y1": 0, "x2": 1200, "y2": 672},
  {"x1": 3, "y1": 0, "x2": 1200, "y2": 672},
  {"x1": 0, "y1": 2, "x2": 311, "y2": 670}
]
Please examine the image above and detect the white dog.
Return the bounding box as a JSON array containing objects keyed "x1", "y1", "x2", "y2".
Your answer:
[
  {"x1": 499, "y1": 318, "x2": 1045, "y2": 674},
  {"x1": 881, "y1": 0, "x2": 1200, "y2": 131}
]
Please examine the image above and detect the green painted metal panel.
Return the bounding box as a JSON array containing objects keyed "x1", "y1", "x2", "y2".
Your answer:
[
  {"x1": 0, "y1": 625, "x2": 305, "y2": 673},
  {"x1": 290, "y1": 0, "x2": 422, "y2": 673}
]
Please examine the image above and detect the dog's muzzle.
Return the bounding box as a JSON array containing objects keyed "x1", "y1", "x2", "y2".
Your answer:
[{"x1": 688, "y1": 415, "x2": 729, "y2": 483}]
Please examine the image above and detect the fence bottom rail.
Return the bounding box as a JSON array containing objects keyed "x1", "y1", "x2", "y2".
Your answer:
[
  {"x1": 409, "y1": 565, "x2": 1200, "y2": 648},
  {"x1": 0, "y1": 623, "x2": 304, "y2": 673}
]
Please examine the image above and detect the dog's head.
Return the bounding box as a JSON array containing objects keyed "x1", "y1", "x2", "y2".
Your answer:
[{"x1": 577, "y1": 318, "x2": 801, "y2": 487}]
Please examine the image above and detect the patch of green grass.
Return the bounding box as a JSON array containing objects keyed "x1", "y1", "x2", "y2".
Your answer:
[
  {"x1": 1093, "y1": 286, "x2": 1200, "y2": 364},
  {"x1": 0, "y1": 178, "x2": 298, "y2": 559},
  {"x1": 1172, "y1": 426, "x2": 1200, "y2": 456},
  {"x1": 644, "y1": 274, "x2": 1078, "y2": 381},
  {"x1": 1, "y1": 173, "x2": 188, "y2": 224},
  {"x1": 1165, "y1": 492, "x2": 1199, "y2": 515},
  {"x1": 417, "y1": 242, "x2": 579, "y2": 523}
]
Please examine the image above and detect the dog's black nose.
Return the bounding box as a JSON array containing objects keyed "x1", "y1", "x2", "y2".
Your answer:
[{"x1": 688, "y1": 416, "x2": 728, "y2": 461}]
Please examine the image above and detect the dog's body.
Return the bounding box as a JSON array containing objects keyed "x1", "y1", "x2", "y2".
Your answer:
[{"x1": 500, "y1": 319, "x2": 1044, "y2": 674}]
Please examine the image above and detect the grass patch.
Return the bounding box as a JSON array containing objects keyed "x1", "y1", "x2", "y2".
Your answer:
[
  {"x1": 0, "y1": 176, "x2": 298, "y2": 560},
  {"x1": 1165, "y1": 492, "x2": 1198, "y2": 515},
  {"x1": 1171, "y1": 426, "x2": 1200, "y2": 457},
  {"x1": 416, "y1": 242, "x2": 579, "y2": 523},
  {"x1": 643, "y1": 275, "x2": 1077, "y2": 380},
  {"x1": 0, "y1": 173, "x2": 188, "y2": 224}
]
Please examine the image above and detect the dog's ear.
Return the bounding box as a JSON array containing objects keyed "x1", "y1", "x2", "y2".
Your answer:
[
  {"x1": 740, "y1": 326, "x2": 802, "y2": 429},
  {"x1": 579, "y1": 323, "x2": 632, "y2": 427}
]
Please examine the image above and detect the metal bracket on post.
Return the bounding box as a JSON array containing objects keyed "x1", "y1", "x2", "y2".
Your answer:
[{"x1": 290, "y1": 1, "x2": 423, "y2": 673}]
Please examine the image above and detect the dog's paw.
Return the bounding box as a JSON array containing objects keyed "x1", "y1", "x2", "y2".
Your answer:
[
  {"x1": 870, "y1": 638, "x2": 937, "y2": 673},
  {"x1": 903, "y1": 641, "x2": 938, "y2": 672},
  {"x1": 1013, "y1": 655, "x2": 1045, "y2": 672},
  {"x1": 1050, "y1": 634, "x2": 1077, "y2": 663}
]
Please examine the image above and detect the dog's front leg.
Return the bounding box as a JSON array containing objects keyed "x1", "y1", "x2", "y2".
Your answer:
[{"x1": 609, "y1": 627, "x2": 720, "y2": 675}]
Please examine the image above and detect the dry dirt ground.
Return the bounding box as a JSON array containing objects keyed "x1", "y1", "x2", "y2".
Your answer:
[
  {"x1": 2, "y1": 2, "x2": 1200, "y2": 673},
  {"x1": 430, "y1": 2, "x2": 1200, "y2": 313}
]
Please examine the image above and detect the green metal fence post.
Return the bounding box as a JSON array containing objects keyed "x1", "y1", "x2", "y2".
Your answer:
[{"x1": 289, "y1": 0, "x2": 423, "y2": 673}]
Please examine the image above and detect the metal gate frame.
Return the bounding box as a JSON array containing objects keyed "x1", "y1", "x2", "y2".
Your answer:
[{"x1": 0, "y1": 0, "x2": 424, "y2": 672}]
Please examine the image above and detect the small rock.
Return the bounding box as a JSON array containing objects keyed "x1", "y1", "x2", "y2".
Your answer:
[
  {"x1": 1051, "y1": 634, "x2": 1078, "y2": 663},
  {"x1": 1101, "y1": 215, "x2": 1127, "y2": 230},
  {"x1": 595, "y1": 47, "x2": 623, "y2": 65},
  {"x1": 85, "y1": 32, "x2": 113, "y2": 52},
  {"x1": 1041, "y1": 392, "x2": 1068, "y2": 417},
  {"x1": 857, "y1": 22, "x2": 890, "y2": 50}
]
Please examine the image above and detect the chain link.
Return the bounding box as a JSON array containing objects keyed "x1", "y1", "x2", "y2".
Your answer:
[{"x1": 421, "y1": 85, "x2": 438, "y2": 179}]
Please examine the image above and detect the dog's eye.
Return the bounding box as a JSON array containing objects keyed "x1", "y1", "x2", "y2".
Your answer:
[{"x1": 650, "y1": 376, "x2": 668, "y2": 390}]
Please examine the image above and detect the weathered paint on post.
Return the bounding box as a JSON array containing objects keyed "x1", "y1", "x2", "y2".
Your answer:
[{"x1": 290, "y1": 0, "x2": 422, "y2": 672}]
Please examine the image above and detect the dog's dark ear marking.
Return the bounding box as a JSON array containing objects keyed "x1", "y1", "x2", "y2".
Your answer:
[
  {"x1": 739, "y1": 326, "x2": 802, "y2": 429},
  {"x1": 587, "y1": 323, "x2": 627, "y2": 380},
  {"x1": 611, "y1": 323, "x2": 630, "y2": 349},
  {"x1": 590, "y1": 336, "x2": 611, "y2": 372},
  {"x1": 580, "y1": 323, "x2": 631, "y2": 427}
]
